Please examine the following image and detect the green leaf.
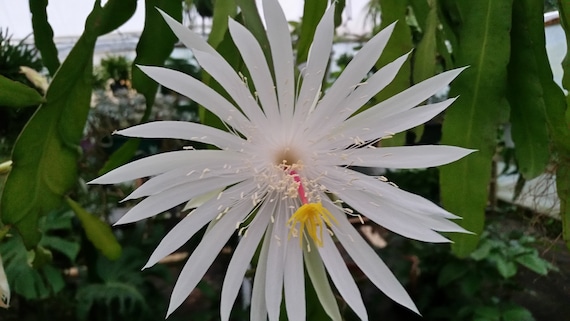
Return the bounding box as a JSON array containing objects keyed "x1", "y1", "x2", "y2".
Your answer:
[
  {"x1": 373, "y1": 0, "x2": 413, "y2": 104},
  {"x1": 412, "y1": 0, "x2": 439, "y2": 84},
  {"x1": 0, "y1": 0, "x2": 135, "y2": 248},
  {"x1": 29, "y1": 0, "x2": 60, "y2": 75},
  {"x1": 470, "y1": 240, "x2": 493, "y2": 261},
  {"x1": 437, "y1": 261, "x2": 468, "y2": 286},
  {"x1": 132, "y1": 0, "x2": 182, "y2": 121},
  {"x1": 296, "y1": 0, "x2": 328, "y2": 64},
  {"x1": 66, "y1": 197, "x2": 122, "y2": 261},
  {"x1": 515, "y1": 253, "x2": 549, "y2": 275},
  {"x1": 235, "y1": 0, "x2": 273, "y2": 69},
  {"x1": 0, "y1": 75, "x2": 44, "y2": 108},
  {"x1": 494, "y1": 256, "x2": 517, "y2": 278},
  {"x1": 506, "y1": 0, "x2": 552, "y2": 180},
  {"x1": 40, "y1": 235, "x2": 80, "y2": 262},
  {"x1": 98, "y1": 138, "x2": 141, "y2": 175},
  {"x1": 502, "y1": 305, "x2": 535, "y2": 321},
  {"x1": 439, "y1": 0, "x2": 512, "y2": 257}
]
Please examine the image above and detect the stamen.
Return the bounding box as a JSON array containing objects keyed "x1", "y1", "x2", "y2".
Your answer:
[{"x1": 287, "y1": 202, "x2": 338, "y2": 248}]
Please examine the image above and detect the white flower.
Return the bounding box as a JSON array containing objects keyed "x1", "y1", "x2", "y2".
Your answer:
[{"x1": 91, "y1": 0, "x2": 474, "y2": 320}]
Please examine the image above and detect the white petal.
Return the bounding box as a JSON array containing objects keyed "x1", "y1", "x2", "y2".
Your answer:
[
  {"x1": 192, "y1": 50, "x2": 269, "y2": 127},
  {"x1": 251, "y1": 224, "x2": 272, "y2": 321},
  {"x1": 307, "y1": 22, "x2": 397, "y2": 128},
  {"x1": 123, "y1": 157, "x2": 246, "y2": 200},
  {"x1": 303, "y1": 244, "x2": 342, "y2": 321},
  {"x1": 116, "y1": 121, "x2": 247, "y2": 150},
  {"x1": 308, "y1": 52, "x2": 410, "y2": 139},
  {"x1": 319, "y1": 98, "x2": 457, "y2": 150},
  {"x1": 284, "y1": 238, "x2": 305, "y2": 321},
  {"x1": 183, "y1": 188, "x2": 224, "y2": 211},
  {"x1": 323, "y1": 184, "x2": 451, "y2": 243},
  {"x1": 116, "y1": 175, "x2": 248, "y2": 225},
  {"x1": 265, "y1": 202, "x2": 288, "y2": 321},
  {"x1": 326, "y1": 145, "x2": 475, "y2": 169},
  {"x1": 145, "y1": 180, "x2": 257, "y2": 267},
  {"x1": 323, "y1": 200, "x2": 419, "y2": 314},
  {"x1": 360, "y1": 67, "x2": 466, "y2": 119},
  {"x1": 158, "y1": 9, "x2": 216, "y2": 54},
  {"x1": 138, "y1": 66, "x2": 251, "y2": 133},
  {"x1": 220, "y1": 197, "x2": 275, "y2": 321},
  {"x1": 293, "y1": 5, "x2": 334, "y2": 124},
  {"x1": 263, "y1": 0, "x2": 295, "y2": 120},
  {"x1": 89, "y1": 150, "x2": 238, "y2": 184},
  {"x1": 318, "y1": 233, "x2": 368, "y2": 321},
  {"x1": 166, "y1": 197, "x2": 252, "y2": 317},
  {"x1": 228, "y1": 18, "x2": 280, "y2": 123}
]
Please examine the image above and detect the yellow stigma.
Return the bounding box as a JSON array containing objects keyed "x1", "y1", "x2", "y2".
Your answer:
[{"x1": 288, "y1": 202, "x2": 338, "y2": 248}]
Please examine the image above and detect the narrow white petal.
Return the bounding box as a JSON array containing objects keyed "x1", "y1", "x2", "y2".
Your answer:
[
  {"x1": 320, "y1": 98, "x2": 457, "y2": 150},
  {"x1": 263, "y1": 0, "x2": 295, "y2": 120},
  {"x1": 303, "y1": 244, "x2": 342, "y2": 321},
  {"x1": 308, "y1": 52, "x2": 410, "y2": 140},
  {"x1": 294, "y1": 5, "x2": 334, "y2": 123},
  {"x1": 89, "y1": 150, "x2": 238, "y2": 184},
  {"x1": 363, "y1": 67, "x2": 466, "y2": 119},
  {"x1": 318, "y1": 233, "x2": 368, "y2": 321},
  {"x1": 116, "y1": 121, "x2": 247, "y2": 150},
  {"x1": 251, "y1": 224, "x2": 272, "y2": 321},
  {"x1": 265, "y1": 203, "x2": 288, "y2": 321},
  {"x1": 327, "y1": 145, "x2": 475, "y2": 169},
  {"x1": 124, "y1": 160, "x2": 246, "y2": 201},
  {"x1": 116, "y1": 175, "x2": 248, "y2": 225},
  {"x1": 192, "y1": 50, "x2": 269, "y2": 127},
  {"x1": 166, "y1": 198, "x2": 252, "y2": 317},
  {"x1": 228, "y1": 18, "x2": 280, "y2": 123},
  {"x1": 158, "y1": 9, "x2": 216, "y2": 54},
  {"x1": 220, "y1": 197, "x2": 275, "y2": 321},
  {"x1": 324, "y1": 184, "x2": 451, "y2": 243},
  {"x1": 323, "y1": 200, "x2": 419, "y2": 314},
  {"x1": 145, "y1": 180, "x2": 257, "y2": 267},
  {"x1": 307, "y1": 22, "x2": 397, "y2": 127},
  {"x1": 138, "y1": 66, "x2": 251, "y2": 133},
  {"x1": 284, "y1": 238, "x2": 305, "y2": 321},
  {"x1": 183, "y1": 188, "x2": 225, "y2": 211}
]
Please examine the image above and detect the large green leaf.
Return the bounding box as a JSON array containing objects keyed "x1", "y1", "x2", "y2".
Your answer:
[
  {"x1": 296, "y1": 0, "x2": 328, "y2": 65},
  {"x1": 0, "y1": 75, "x2": 44, "y2": 108},
  {"x1": 66, "y1": 197, "x2": 122, "y2": 260},
  {"x1": 506, "y1": 0, "x2": 551, "y2": 180},
  {"x1": 411, "y1": 0, "x2": 438, "y2": 84},
  {"x1": 29, "y1": 0, "x2": 60, "y2": 76},
  {"x1": 132, "y1": 0, "x2": 181, "y2": 121},
  {"x1": 0, "y1": 0, "x2": 136, "y2": 248},
  {"x1": 439, "y1": 0, "x2": 512, "y2": 257}
]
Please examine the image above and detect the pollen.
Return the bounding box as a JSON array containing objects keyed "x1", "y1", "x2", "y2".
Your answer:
[{"x1": 287, "y1": 202, "x2": 338, "y2": 248}]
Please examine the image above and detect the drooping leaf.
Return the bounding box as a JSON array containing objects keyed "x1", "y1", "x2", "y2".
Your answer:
[
  {"x1": 66, "y1": 197, "x2": 122, "y2": 261},
  {"x1": 0, "y1": 75, "x2": 44, "y2": 108},
  {"x1": 296, "y1": 0, "x2": 328, "y2": 64},
  {"x1": 29, "y1": 0, "x2": 60, "y2": 75},
  {"x1": 0, "y1": 0, "x2": 135, "y2": 248},
  {"x1": 440, "y1": 0, "x2": 512, "y2": 257},
  {"x1": 506, "y1": 0, "x2": 551, "y2": 180},
  {"x1": 132, "y1": 0, "x2": 182, "y2": 121}
]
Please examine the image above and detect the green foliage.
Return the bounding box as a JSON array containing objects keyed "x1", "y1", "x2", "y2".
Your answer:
[
  {"x1": 296, "y1": 0, "x2": 329, "y2": 64},
  {"x1": 0, "y1": 209, "x2": 78, "y2": 300},
  {"x1": 29, "y1": 0, "x2": 60, "y2": 75},
  {"x1": 75, "y1": 247, "x2": 170, "y2": 321},
  {"x1": 0, "y1": 0, "x2": 141, "y2": 248},
  {"x1": 440, "y1": 0, "x2": 513, "y2": 257},
  {"x1": 408, "y1": 222, "x2": 555, "y2": 321},
  {"x1": 0, "y1": 74, "x2": 44, "y2": 108},
  {"x1": 94, "y1": 55, "x2": 131, "y2": 88}
]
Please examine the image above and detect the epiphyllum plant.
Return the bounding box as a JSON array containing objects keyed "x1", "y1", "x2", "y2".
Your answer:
[{"x1": 92, "y1": 0, "x2": 473, "y2": 320}]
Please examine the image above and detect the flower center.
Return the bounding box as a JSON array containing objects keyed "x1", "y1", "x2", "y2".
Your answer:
[{"x1": 287, "y1": 171, "x2": 338, "y2": 248}]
